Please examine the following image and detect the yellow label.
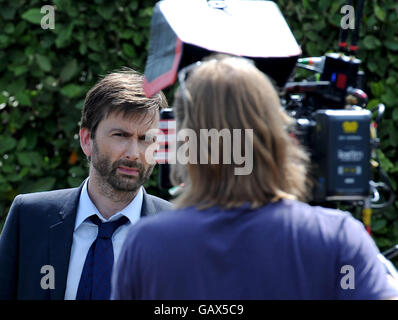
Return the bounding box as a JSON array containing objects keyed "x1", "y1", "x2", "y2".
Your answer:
[
  {"x1": 342, "y1": 121, "x2": 358, "y2": 133},
  {"x1": 370, "y1": 125, "x2": 376, "y2": 139},
  {"x1": 362, "y1": 208, "x2": 371, "y2": 226}
]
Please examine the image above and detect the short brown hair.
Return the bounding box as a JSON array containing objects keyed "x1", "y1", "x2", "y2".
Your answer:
[
  {"x1": 171, "y1": 55, "x2": 310, "y2": 210},
  {"x1": 80, "y1": 67, "x2": 168, "y2": 138}
]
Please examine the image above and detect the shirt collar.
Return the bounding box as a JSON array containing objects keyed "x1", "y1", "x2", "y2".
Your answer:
[{"x1": 75, "y1": 178, "x2": 143, "y2": 231}]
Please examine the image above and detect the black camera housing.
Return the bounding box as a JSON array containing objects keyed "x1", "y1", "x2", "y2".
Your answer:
[{"x1": 296, "y1": 110, "x2": 371, "y2": 203}]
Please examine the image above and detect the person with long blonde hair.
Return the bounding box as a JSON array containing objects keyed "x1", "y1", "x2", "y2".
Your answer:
[{"x1": 112, "y1": 55, "x2": 398, "y2": 300}]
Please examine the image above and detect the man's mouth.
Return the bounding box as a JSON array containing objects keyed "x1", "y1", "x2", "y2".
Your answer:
[{"x1": 117, "y1": 166, "x2": 139, "y2": 176}]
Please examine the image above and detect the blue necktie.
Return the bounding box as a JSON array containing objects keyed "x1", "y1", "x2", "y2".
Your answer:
[{"x1": 76, "y1": 215, "x2": 129, "y2": 300}]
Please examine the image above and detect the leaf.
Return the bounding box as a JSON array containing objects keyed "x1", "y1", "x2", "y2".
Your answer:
[
  {"x1": 60, "y1": 84, "x2": 84, "y2": 98},
  {"x1": 97, "y1": 4, "x2": 115, "y2": 20},
  {"x1": 363, "y1": 35, "x2": 381, "y2": 50},
  {"x1": 79, "y1": 43, "x2": 87, "y2": 55},
  {"x1": 15, "y1": 92, "x2": 32, "y2": 106},
  {"x1": 0, "y1": 183, "x2": 12, "y2": 195},
  {"x1": 366, "y1": 15, "x2": 378, "y2": 28},
  {"x1": 14, "y1": 21, "x2": 27, "y2": 37},
  {"x1": 367, "y1": 60, "x2": 378, "y2": 73},
  {"x1": 120, "y1": 30, "x2": 135, "y2": 40},
  {"x1": 385, "y1": 41, "x2": 398, "y2": 51},
  {"x1": 130, "y1": 1, "x2": 139, "y2": 11},
  {"x1": 16, "y1": 152, "x2": 33, "y2": 167},
  {"x1": 4, "y1": 23, "x2": 15, "y2": 34},
  {"x1": 372, "y1": 218, "x2": 387, "y2": 232},
  {"x1": 16, "y1": 137, "x2": 27, "y2": 151},
  {"x1": 1, "y1": 7, "x2": 17, "y2": 20},
  {"x1": 35, "y1": 54, "x2": 52, "y2": 72},
  {"x1": 393, "y1": 109, "x2": 398, "y2": 122},
  {"x1": 7, "y1": 173, "x2": 23, "y2": 183},
  {"x1": 87, "y1": 39, "x2": 101, "y2": 52},
  {"x1": 67, "y1": 176, "x2": 84, "y2": 187},
  {"x1": 122, "y1": 43, "x2": 135, "y2": 58},
  {"x1": 370, "y1": 81, "x2": 385, "y2": 97},
  {"x1": 383, "y1": 209, "x2": 397, "y2": 221},
  {"x1": 55, "y1": 23, "x2": 75, "y2": 48},
  {"x1": 375, "y1": 237, "x2": 392, "y2": 249},
  {"x1": 69, "y1": 166, "x2": 86, "y2": 176},
  {"x1": 387, "y1": 122, "x2": 398, "y2": 147},
  {"x1": 75, "y1": 99, "x2": 84, "y2": 110},
  {"x1": 60, "y1": 59, "x2": 78, "y2": 82},
  {"x1": 0, "y1": 35, "x2": 9, "y2": 48},
  {"x1": 13, "y1": 65, "x2": 29, "y2": 76},
  {"x1": 306, "y1": 42, "x2": 321, "y2": 57},
  {"x1": 7, "y1": 78, "x2": 26, "y2": 95},
  {"x1": 366, "y1": 98, "x2": 380, "y2": 110},
  {"x1": 0, "y1": 94, "x2": 7, "y2": 105},
  {"x1": 2, "y1": 164, "x2": 14, "y2": 174},
  {"x1": 375, "y1": 6, "x2": 386, "y2": 21},
  {"x1": 381, "y1": 88, "x2": 398, "y2": 107},
  {"x1": 21, "y1": 8, "x2": 42, "y2": 25},
  {"x1": 30, "y1": 177, "x2": 56, "y2": 192},
  {"x1": 377, "y1": 150, "x2": 394, "y2": 172},
  {"x1": 0, "y1": 136, "x2": 17, "y2": 154},
  {"x1": 88, "y1": 53, "x2": 102, "y2": 62},
  {"x1": 43, "y1": 76, "x2": 58, "y2": 89},
  {"x1": 392, "y1": 221, "x2": 398, "y2": 239},
  {"x1": 133, "y1": 33, "x2": 144, "y2": 46}
]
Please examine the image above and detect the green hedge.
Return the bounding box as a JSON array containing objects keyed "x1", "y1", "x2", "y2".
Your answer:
[
  {"x1": 1, "y1": 0, "x2": 398, "y2": 255},
  {"x1": 0, "y1": 0, "x2": 165, "y2": 231}
]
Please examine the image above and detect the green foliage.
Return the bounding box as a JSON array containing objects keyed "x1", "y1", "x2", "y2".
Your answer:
[
  {"x1": 0, "y1": 0, "x2": 161, "y2": 228},
  {"x1": 1, "y1": 0, "x2": 398, "y2": 259}
]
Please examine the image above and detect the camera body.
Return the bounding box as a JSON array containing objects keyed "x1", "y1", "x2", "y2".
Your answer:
[
  {"x1": 294, "y1": 109, "x2": 371, "y2": 203},
  {"x1": 284, "y1": 53, "x2": 374, "y2": 203}
]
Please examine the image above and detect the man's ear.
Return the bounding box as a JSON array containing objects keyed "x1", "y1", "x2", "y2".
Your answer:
[{"x1": 80, "y1": 127, "x2": 93, "y2": 158}]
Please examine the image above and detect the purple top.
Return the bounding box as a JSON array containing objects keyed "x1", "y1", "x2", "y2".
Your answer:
[{"x1": 112, "y1": 199, "x2": 398, "y2": 299}]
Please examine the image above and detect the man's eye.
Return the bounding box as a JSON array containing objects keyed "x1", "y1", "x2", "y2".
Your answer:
[
  {"x1": 113, "y1": 133, "x2": 124, "y2": 137},
  {"x1": 141, "y1": 135, "x2": 157, "y2": 142}
]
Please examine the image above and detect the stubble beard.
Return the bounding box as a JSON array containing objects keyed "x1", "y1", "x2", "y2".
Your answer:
[{"x1": 90, "y1": 139, "x2": 155, "y2": 201}]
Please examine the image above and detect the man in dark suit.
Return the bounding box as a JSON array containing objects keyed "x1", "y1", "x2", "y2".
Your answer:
[{"x1": 0, "y1": 68, "x2": 172, "y2": 300}]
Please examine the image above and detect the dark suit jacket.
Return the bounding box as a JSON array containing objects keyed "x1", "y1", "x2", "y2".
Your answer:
[{"x1": 0, "y1": 183, "x2": 172, "y2": 300}]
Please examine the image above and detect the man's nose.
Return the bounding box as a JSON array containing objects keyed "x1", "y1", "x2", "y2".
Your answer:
[{"x1": 124, "y1": 138, "x2": 140, "y2": 160}]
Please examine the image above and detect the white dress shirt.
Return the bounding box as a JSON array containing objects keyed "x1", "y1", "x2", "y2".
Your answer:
[{"x1": 64, "y1": 179, "x2": 143, "y2": 300}]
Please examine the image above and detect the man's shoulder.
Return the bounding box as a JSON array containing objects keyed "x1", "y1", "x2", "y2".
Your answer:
[
  {"x1": 2, "y1": 186, "x2": 82, "y2": 230},
  {"x1": 143, "y1": 192, "x2": 173, "y2": 212},
  {"x1": 273, "y1": 199, "x2": 361, "y2": 245},
  {"x1": 14, "y1": 186, "x2": 81, "y2": 206},
  {"x1": 10, "y1": 186, "x2": 82, "y2": 220},
  {"x1": 133, "y1": 206, "x2": 196, "y2": 236},
  {"x1": 277, "y1": 199, "x2": 352, "y2": 221}
]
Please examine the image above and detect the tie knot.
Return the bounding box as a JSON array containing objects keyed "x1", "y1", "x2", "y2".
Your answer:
[{"x1": 90, "y1": 215, "x2": 129, "y2": 239}]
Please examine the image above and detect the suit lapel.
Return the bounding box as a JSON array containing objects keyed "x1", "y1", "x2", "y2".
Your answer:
[
  {"x1": 141, "y1": 188, "x2": 156, "y2": 217},
  {"x1": 48, "y1": 184, "x2": 83, "y2": 300},
  {"x1": 47, "y1": 185, "x2": 159, "y2": 299}
]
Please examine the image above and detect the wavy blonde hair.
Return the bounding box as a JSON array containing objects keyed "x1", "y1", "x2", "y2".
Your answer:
[{"x1": 171, "y1": 55, "x2": 310, "y2": 210}]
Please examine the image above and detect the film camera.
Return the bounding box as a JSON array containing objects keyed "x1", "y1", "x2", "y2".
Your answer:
[
  {"x1": 285, "y1": 53, "x2": 376, "y2": 204},
  {"x1": 143, "y1": 0, "x2": 394, "y2": 214}
]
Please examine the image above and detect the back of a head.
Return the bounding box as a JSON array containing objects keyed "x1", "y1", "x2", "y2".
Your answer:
[{"x1": 172, "y1": 55, "x2": 310, "y2": 210}]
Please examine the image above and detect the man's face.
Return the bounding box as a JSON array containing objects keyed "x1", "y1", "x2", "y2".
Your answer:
[{"x1": 88, "y1": 111, "x2": 159, "y2": 193}]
